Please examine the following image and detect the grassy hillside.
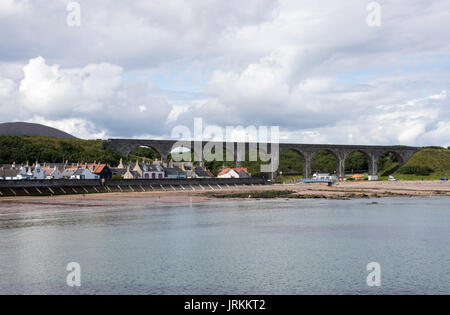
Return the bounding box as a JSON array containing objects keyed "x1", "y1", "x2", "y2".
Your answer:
[{"x1": 387, "y1": 148, "x2": 450, "y2": 180}]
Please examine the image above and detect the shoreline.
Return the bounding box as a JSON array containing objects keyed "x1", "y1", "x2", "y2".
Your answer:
[{"x1": 0, "y1": 181, "x2": 449, "y2": 207}]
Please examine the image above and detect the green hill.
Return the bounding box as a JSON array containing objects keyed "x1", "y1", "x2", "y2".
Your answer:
[
  {"x1": 390, "y1": 147, "x2": 450, "y2": 180},
  {"x1": 0, "y1": 122, "x2": 76, "y2": 138}
]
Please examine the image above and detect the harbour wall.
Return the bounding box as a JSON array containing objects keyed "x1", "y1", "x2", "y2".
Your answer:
[{"x1": 0, "y1": 178, "x2": 268, "y2": 197}]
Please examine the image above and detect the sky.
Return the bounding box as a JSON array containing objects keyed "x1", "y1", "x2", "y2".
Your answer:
[{"x1": 0, "y1": 0, "x2": 449, "y2": 146}]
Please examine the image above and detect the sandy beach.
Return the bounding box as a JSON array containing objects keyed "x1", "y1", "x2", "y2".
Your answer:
[{"x1": 0, "y1": 180, "x2": 448, "y2": 209}]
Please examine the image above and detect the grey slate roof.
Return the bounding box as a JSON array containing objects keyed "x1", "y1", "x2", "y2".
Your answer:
[
  {"x1": 164, "y1": 167, "x2": 187, "y2": 176},
  {"x1": 61, "y1": 169, "x2": 76, "y2": 177},
  {"x1": 0, "y1": 168, "x2": 20, "y2": 178},
  {"x1": 194, "y1": 167, "x2": 212, "y2": 177},
  {"x1": 110, "y1": 167, "x2": 127, "y2": 175}
]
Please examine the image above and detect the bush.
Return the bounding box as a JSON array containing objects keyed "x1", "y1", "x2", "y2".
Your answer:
[{"x1": 397, "y1": 165, "x2": 434, "y2": 176}]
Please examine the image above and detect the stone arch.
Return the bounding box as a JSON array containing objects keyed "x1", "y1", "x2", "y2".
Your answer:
[
  {"x1": 345, "y1": 150, "x2": 371, "y2": 175},
  {"x1": 127, "y1": 144, "x2": 164, "y2": 161},
  {"x1": 311, "y1": 149, "x2": 340, "y2": 176},
  {"x1": 376, "y1": 150, "x2": 405, "y2": 177},
  {"x1": 279, "y1": 148, "x2": 306, "y2": 177}
]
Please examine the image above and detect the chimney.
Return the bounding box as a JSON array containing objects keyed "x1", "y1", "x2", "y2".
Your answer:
[{"x1": 133, "y1": 159, "x2": 141, "y2": 172}]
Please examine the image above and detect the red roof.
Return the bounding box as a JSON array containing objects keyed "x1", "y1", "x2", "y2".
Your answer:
[
  {"x1": 217, "y1": 168, "x2": 248, "y2": 176},
  {"x1": 91, "y1": 164, "x2": 106, "y2": 174},
  {"x1": 71, "y1": 163, "x2": 107, "y2": 174}
]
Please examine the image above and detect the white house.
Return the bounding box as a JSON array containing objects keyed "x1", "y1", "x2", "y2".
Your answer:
[
  {"x1": 142, "y1": 164, "x2": 165, "y2": 179},
  {"x1": 217, "y1": 168, "x2": 250, "y2": 179},
  {"x1": 43, "y1": 167, "x2": 63, "y2": 179},
  {"x1": 61, "y1": 168, "x2": 77, "y2": 179},
  {"x1": 31, "y1": 162, "x2": 46, "y2": 180},
  {"x1": 16, "y1": 165, "x2": 31, "y2": 180},
  {"x1": 0, "y1": 168, "x2": 20, "y2": 180},
  {"x1": 70, "y1": 168, "x2": 99, "y2": 180}
]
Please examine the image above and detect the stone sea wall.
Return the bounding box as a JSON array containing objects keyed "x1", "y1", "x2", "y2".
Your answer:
[{"x1": 0, "y1": 178, "x2": 268, "y2": 197}]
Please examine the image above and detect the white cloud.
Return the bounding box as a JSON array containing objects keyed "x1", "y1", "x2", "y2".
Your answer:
[
  {"x1": 1, "y1": 57, "x2": 173, "y2": 138},
  {"x1": 0, "y1": 77, "x2": 15, "y2": 97},
  {"x1": 28, "y1": 116, "x2": 106, "y2": 140},
  {"x1": 167, "y1": 104, "x2": 190, "y2": 122},
  {"x1": 0, "y1": 0, "x2": 27, "y2": 16},
  {"x1": 19, "y1": 57, "x2": 122, "y2": 117}
]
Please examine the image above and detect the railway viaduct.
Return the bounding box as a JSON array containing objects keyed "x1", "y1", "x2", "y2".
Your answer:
[{"x1": 104, "y1": 139, "x2": 419, "y2": 180}]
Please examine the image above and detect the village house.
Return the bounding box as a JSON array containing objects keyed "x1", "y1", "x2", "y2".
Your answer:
[
  {"x1": 0, "y1": 167, "x2": 20, "y2": 180},
  {"x1": 142, "y1": 164, "x2": 165, "y2": 179},
  {"x1": 123, "y1": 159, "x2": 165, "y2": 179},
  {"x1": 164, "y1": 160, "x2": 188, "y2": 179},
  {"x1": 110, "y1": 167, "x2": 127, "y2": 178},
  {"x1": 123, "y1": 164, "x2": 140, "y2": 179},
  {"x1": 70, "y1": 167, "x2": 99, "y2": 180},
  {"x1": 132, "y1": 159, "x2": 144, "y2": 177},
  {"x1": 189, "y1": 167, "x2": 214, "y2": 178},
  {"x1": 29, "y1": 161, "x2": 46, "y2": 180},
  {"x1": 41, "y1": 166, "x2": 63, "y2": 179},
  {"x1": 61, "y1": 168, "x2": 77, "y2": 179},
  {"x1": 16, "y1": 164, "x2": 32, "y2": 180},
  {"x1": 88, "y1": 163, "x2": 112, "y2": 179},
  {"x1": 164, "y1": 167, "x2": 187, "y2": 179},
  {"x1": 217, "y1": 168, "x2": 250, "y2": 179},
  {"x1": 171, "y1": 162, "x2": 211, "y2": 179}
]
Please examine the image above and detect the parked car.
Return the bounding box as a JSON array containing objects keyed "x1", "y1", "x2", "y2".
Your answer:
[
  {"x1": 388, "y1": 176, "x2": 397, "y2": 181},
  {"x1": 440, "y1": 177, "x2": 449, "y2": 181}
]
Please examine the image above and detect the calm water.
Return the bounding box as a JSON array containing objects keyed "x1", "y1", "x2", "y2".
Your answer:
[{"x1": 0, "y1": 197, "x2": 449, "y2": 295}]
